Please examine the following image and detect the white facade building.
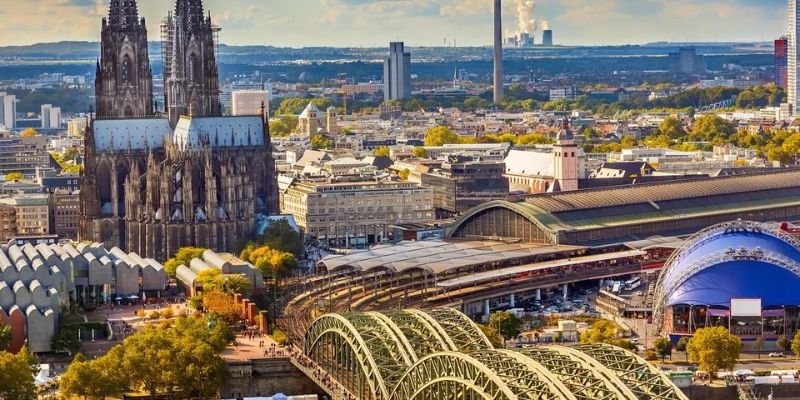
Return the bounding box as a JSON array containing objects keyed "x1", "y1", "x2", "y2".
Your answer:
[
  {"x1": 0, "y1": 92, "x2": 16, "y2": 129},
  {"x1": 41, "y1": 104, "x2": 61, "y2": 129}
]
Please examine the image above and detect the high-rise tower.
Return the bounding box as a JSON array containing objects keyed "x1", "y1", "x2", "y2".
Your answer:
[
  {"x1": 384, "y1": 42, "x2": 412, "y2": 101},
  {"x1": 96, "y1": 0, "x2": 154, "y2": 118},
  {"x1": 493, "y1": 0, "x2": 504, "y2": 103},
  {"x1": 162, "y1": 0, "x2": 221, "y2": 128},
  {"x1": 790, "y1": 0, "x2": 799, "y2": 114}
]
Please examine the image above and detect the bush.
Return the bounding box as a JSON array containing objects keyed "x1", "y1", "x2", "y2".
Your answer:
[
  {"x1": 161, "y1": 307, "x2": 174, "y2": 319},
  {"x1": 271, "y1": 328, "x2": 288, "y2": 346},
  {"x1": 148, "y1": 311, "x2": 161, "y2": 320}
]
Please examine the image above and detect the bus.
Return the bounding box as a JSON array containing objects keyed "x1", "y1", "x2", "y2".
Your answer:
[{"x1": 625, "y1": 277, "x2": 641, "y2": 290}]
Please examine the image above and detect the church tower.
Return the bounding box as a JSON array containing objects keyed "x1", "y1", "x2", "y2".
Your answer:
[
  {"x1": 553, "y1": 118, "x2": 580, "y2": 192},
  {"x1": 96, "y1": 0, "x2": 154, "y2": 118},
  {"x1": 162, "y1": 0, "x2": 221, "y2": 128}
]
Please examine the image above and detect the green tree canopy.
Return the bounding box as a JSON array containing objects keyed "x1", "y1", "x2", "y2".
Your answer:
[
  {"x1": 240, "y1": 244, "x2": 298, "y2": 280},
  {"x1": 0, "y1": 323, "x2": 10, "y2": 351},
  {"x1": 311, "y1": 135, "x2": 333, "y2": 150},
  {"x1": 488, "y1": 311, "x2": 522, "y2": 340},
  {"x1": 686, "y1": 326, "x2": 742, "y2": 376},
  {"x1": 412, "y1": 146, "x2": 429, "y2": 158},
  {"x1": 424, "y1": 126, "x2": 462, "y2": 147},
  {"x1": 657, "y1": 117, "x2": 687, "y2": 140},
  {"x1": 0, "y1": 347, "x2": 38, "y2": 400},
  {"x1": 164, "y1": 247, "x2": 207, "y2": 278},
  {"x1": 4, "y1": 172, "x2": 23, "y2": 182},
  {"x1": 253, "y1": 219, "x2": 303, "y2": 257},
  {"x1": 654, "y1": 336, "x2": 673, "y2": 361},
  {"x1": 690, "y1": 115, "x2": 736, "y2": 142},
  {"x1": 373, "y1": 146, "x2": 391, "y2": 157}
]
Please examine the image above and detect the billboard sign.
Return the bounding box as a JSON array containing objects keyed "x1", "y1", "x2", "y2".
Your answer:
[{"x1": 730, "y1": 298, "x2": 762, "y2": 317}]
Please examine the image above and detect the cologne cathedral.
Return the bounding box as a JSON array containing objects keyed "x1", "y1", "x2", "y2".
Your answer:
[{"x1": 80, "y1": 0, "x2": 277, "y2": 261}]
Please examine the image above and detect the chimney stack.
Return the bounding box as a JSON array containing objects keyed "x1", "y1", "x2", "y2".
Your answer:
[{"x1": 493, "y1": 0, "x2": 504, "y2": 103}]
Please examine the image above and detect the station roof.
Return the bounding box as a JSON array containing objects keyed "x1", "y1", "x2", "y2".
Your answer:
[
  {"x1": 436, "y1": 249, "x2": 646, "y2": 288},
  {"x1": 319, "y1": 240, "x2": 583, "y2": 274},
  {"x1": 498, "y1": 169, "x2": 800, "y2": 234}
]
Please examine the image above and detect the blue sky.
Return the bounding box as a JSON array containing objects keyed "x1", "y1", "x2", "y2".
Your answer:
[{"x1": 0, "y1": 0, "x2": 788, "y2": 47}]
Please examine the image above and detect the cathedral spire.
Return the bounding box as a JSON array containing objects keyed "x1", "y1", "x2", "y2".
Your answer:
[
  {"x1": 96, "y1": 0, "x2": 153, "y2": 118},
  {"x1": 175, "y1": 0, "x2": 206, "y2": 32},
  {"x1": 108, "y1": 0, "x2": 140, "y2": 30}
]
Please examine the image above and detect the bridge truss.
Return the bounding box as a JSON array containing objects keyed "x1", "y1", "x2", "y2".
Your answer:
[{"x1": 303, "y1": 308, "x2": 690, "y2": 400}]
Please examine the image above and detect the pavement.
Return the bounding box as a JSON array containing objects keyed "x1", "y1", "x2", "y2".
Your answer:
[{"x1": 221, "y1": 331, "x2": 284, "y2": 361}]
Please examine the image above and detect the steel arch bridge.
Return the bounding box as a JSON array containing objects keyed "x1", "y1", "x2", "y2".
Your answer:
[{"x1": 304, "y1": 309, "x2": 690, "y2": 400}]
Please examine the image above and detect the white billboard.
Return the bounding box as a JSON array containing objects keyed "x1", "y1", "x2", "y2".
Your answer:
[{"x1": 730, "y1": 298, "x2": 762, "y2": 317}]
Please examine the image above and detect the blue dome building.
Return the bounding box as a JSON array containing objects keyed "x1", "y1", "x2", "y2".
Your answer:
[{"x1": 654, "y1": 221, "x2": 800, "y2": 341}]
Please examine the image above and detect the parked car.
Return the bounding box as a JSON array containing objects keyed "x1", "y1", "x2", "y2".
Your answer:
[{"x1": 769, "y1": 352, "x2": 785, "y2": 358}]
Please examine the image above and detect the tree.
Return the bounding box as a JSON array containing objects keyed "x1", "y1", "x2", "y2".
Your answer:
[
  {"x1": 253, "y1": 219, "x2": 303, "y2": 257},
  {"x1": 202, "y1": 290, "x2": 245, "y2": 325},
  {"x1": 691, "y1": 114, "x2": 735, "y2": 142},
  {"x1": 654, "y1": 337, "x2": 673, "y2": 361},
  {"x1": 477, "y1": 324, "x2": 503, "y2": 348},
  {"x1": 164, "y1": 247, "x2": 207, "y2": 278},
  {"x1": 197, "y1": 269, "x2": 224, "y2": 291},
  {"x1": 240, "y1": 244, "x2": 298, "y2": 280},
  {"x1": 424, "y1": 126, "x2": 462, "y2": 147},
  {"x1": 791, "y1": 333, "x2": 800, "y2": 359},
  {"x1": 412, "y1": 147, "x2": 429, "y2": 158},
  {"x1": 373, "y1": 146, "x2": 391, "y2": 157},
  {"x1": 686, "y1": 327, "x2": 742, "y2": 378},
  {"x1": 0, "y1": 323, "x2": 10, "y2": 351},
  {"x1": 754, "y1": 335, "x2": 765, "y2": 359},
  {"x1": 676, "y1": 336, "x2": 690, "y2": 361},
  {"x1": 777, "y1": 335, "x2": 790, "y2": 352},
  {"x1": 658, "y1": 117, "x2": 687, "y2": 140},
  {"x1": 221, "y1": 275, "x2": 252, "y2": 297},
  {"x1": 0, "y1": 347, "x2": 38, "y2": 400},
  {"x1": 488, "y1": 311, "x2": 522, "y2": 341},
  {"x1": 310, "y1": 134, "x2": 333, "y2": 150},
  {"x1": 398, "y1": 169, "x2": 411, "y2": 181},
  {"x1": 59, "y1": 354, "x2": 95, "y2": 400},
  {"x1": 20, "y1": 128, "x2": 37, "y2": 137},
  {"x1": 580, "y1": 320, "x2": 638, "y2": 352},
  {"x1": 51, "y1": 325, "x2": 81, "y2": 354},
  {"x1": 4, "y1": 172, "x2": 23, "y2": 182}
]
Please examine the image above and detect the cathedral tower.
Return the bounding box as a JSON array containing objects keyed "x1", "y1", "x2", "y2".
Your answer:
[
  {"x1": 162, "y1": 0, "x2": 221, "y2": 128},
  {"x1": 96, "y1": 0, "x2": 154, "y2": 118}
]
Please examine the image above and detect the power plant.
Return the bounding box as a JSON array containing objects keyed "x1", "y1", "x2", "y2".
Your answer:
[
  {"x1": 493, "y1": 0, "x2": 504, "y2": 102},
  {"x1": 542, "y1": 29, "x2": 553, "y2": 46}
]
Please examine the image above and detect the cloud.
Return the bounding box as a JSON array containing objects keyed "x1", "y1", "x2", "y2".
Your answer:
[{"x1": 0, "y1": 0, "x2": 789, "y2": 47}]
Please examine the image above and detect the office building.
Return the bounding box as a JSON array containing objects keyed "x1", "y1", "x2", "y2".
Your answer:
[
  {"x1": 0, "y1": 136, "x2": 50, "y2": 179},
  {"x1": 281, "y1": 178, "x2": 434, "y2": 246},
  {"x1": 776, "y1": 37, "x2": 789, "y2": 88},
  {"x1": 50, "y1": 189, "x2": 80, "y2": 240},
  {"x1": 420, "y1": 156, "x2": 509, "y2": 217},
  {"x1": 493, "y1": 0, "x2": 504, "y2": 102},
  {"x1": 0, "y1": 204, "x2": 15, "y2": 242},
  {"x1": 790, "y1": 0, "x2": 800, "y2": 114},
  {"x1": 0, "y1": 92, "x2": 16, "y2": 129},
  {"x1": 232, "y1": 90, "x2": 269, "y2": 117},
  {"x1": 384, "y1": 42, "x2": 412, "y2": 101},
  {"x1": 0, "y1": 194, "x2": 50, "y2": 237},
  {"x1": 549, "y1": 86, "x2": 578, "y2": 101},
  {"x1": 542, "y1": 29, "x2": 554, "y2": 47},
  {"x1": 40, "y1": 104, "x2": 61, "y2": 129},
  {"x1": 67, "y1": 118, "x2": 88, "y2": 137},
  {"x1": 668, "y1": 48, "x2": 705, "y2": 75}
]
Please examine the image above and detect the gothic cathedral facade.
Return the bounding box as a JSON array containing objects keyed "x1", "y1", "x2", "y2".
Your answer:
[{"x1": 80, "y1": 0, "x2": 278, "y2": 261}]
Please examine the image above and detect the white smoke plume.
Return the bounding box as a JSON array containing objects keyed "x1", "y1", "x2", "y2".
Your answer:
[
  {"x1": 541, "y1": 19, "x2": 550, "y2": 31},
  {"x1": 515, "y1": 0, "x2": 537, "y2": 35}
]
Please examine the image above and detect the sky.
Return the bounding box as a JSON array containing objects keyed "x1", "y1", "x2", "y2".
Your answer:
[{"x1": 0, "y1": 0, "x2": 789, "y2": 47}]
